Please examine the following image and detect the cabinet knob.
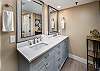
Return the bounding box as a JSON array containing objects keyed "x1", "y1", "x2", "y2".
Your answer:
[
  {"x1": 46, "y1": 63, "x2": 48, "y2": 66},
  {"x1": 58, "y1": 58, "x2": 61, "y2": 61},
  {"x1": 44, "y1": 54, "x2": 49, "y2": 59}
]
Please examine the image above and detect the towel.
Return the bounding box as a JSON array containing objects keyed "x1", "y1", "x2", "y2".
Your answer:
[
  {"x1": 61, "y1": 18, "x2": 64, "y2": 29},
  {"x1": 2, "y1": 10, "x2": 14, "y2": 32},
  {"x1": 51, "y1": 19, "x2": 55, "y2": 29}
]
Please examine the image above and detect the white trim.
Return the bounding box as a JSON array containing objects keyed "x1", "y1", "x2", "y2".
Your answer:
[
  {"x1": 69, "y1": 54, "x2": 87, "y2": 64},
  {"x1": 69, "y1": 54, "x2": 93, "y2": 64},
  {"x1": 69, "y1": 54, "x2": 93, "y2": 65}
]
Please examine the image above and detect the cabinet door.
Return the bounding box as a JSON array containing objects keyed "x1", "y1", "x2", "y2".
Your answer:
[
  {"x1": 55, "y1": 44, "x2": 62, "y2": 58},
  {"x1": 46, "y1": 49, "x2": 57, "y2": 71},
  {"x1": 59, "y1": 41, "x2": 65, "y2": 63},
  {"x1": 61, "y1": 39, "x2": 68, "y2": 61},
  {"x1": 63, "y1": 39, "x2": 69, "y2": 59},
  {"x1": 53, "y1": 39, "x2": 69, "y2": 71},
  {"x1": 62, "y1": 40, "x2": 66, "y2": 61},
  {"x1": 30, "y1": 55, "x2": 46, "y2": 71},
  {"x1": 54, "y1": 45, "x2": 62, "y2": 71}
]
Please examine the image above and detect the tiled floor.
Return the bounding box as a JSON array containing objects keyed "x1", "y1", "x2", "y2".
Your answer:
[{"x1": 61, "y1": 58, "x2": 87, "y2": 71}]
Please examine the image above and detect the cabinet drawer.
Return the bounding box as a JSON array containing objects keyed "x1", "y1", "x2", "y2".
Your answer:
[
  {"x1": 30, "y1": 57, "x2": 45, "y2": 71},
  {"x1": 38, "y1": 64, "x2": 46, "y2": 71}
]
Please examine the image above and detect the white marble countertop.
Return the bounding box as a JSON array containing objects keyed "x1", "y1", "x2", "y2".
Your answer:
[{"x1": 17, "y1": 35, "x2": 68, "y2": 63}]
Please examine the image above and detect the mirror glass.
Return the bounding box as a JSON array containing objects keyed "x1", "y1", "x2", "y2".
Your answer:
[
  {"x1": 21, "y1": 0, "x2": 43, "y2": 38},
  {"x1": 48, "y1": 6, "x2": 58, "y2": 34}
]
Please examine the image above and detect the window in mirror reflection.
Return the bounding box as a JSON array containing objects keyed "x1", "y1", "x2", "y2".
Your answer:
[{"x1": 21, "y1": 0, "x2": 43, "y2": 38}]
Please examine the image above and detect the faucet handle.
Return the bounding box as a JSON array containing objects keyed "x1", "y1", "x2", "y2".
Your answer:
[
  {"x1": 40, "y1": 36, "x2": 42, "y2": 41},
  {"x1": 36, "y1": 37, "x2": 39, "y2": 43},
  {"x1": 37, "y1": 36, "x2": 42, "y2": 42},
  {"x1": 33, "y1": 37, "x2": 38, "y2": 44},
  {"x1": 28, "y1": 40, "x2": 32, "y2": 45},
  {"x1": 33, "y1": 38, "x2": 35, "y2": 44}
]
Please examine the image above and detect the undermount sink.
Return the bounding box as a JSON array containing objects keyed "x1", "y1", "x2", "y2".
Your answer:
[{"x1": 29, "y1": 43, "x2": 48, "y2": 49}]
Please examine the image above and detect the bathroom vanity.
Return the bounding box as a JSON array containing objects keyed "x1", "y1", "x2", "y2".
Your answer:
[
  {"x1": 17, "y1": 35, "x2": 69, "y2": 71},
  {"x1": 16, "y1": 0, "x2": 68, "y2": 71}
]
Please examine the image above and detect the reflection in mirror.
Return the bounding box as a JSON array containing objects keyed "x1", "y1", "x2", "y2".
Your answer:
[
  {"x1": 48, "y1": 6, "x2": 58, "y2": 35},
  {"x1": 21, "y1": 0, "x2": 43, "y2": 38}
]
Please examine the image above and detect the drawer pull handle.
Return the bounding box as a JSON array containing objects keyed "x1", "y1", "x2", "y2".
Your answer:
[
  {"x1": 58, "y1": 58, "x2": 61, "y2": 61},
  {"x1": 46, "y1": 63, "x2": 48, "y2": 66}
]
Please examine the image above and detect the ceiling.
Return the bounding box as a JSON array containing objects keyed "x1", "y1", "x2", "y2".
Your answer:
[
  {"x1": 41, "y1": 0, "x2": 98, "y2": 10},
  {"x1": 22, "y1": 0, "x2": 42, "y2": 14}
]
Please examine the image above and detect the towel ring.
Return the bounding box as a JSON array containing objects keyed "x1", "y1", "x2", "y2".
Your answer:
[
  {"x1": 2, "y1": 4, "x2": 14, "y2": 11},
  {"x1": 3, "y1": 4, "x2": 13, "y2": 8}
]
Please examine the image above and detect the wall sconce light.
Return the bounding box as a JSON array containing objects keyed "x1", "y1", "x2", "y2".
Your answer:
[
  {"x1": 75, "y1": 1, "x2": 78, "y2": 5},
  {"x1": 27, "y1": 0, "x2": 31, "y2": 1}
]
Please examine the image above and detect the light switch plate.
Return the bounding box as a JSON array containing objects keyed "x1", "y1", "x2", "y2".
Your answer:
[{"x1": 10, "y1": 35, "x2": 16, "y2": 43}]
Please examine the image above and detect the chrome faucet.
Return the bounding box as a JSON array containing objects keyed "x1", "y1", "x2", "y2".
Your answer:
[{"x1": 33, "y1": 36, "x2": 42, "y2": 44}]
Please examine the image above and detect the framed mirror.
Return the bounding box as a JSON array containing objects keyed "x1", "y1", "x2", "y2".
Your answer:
[
  {"x1": 17, "y1": 0, "x2": 44, "y2": 42},
  {"x1": 48, "y1": 5, "x2": 58, "y2": 35},
  {"x1": 21, "y1": 0, "x2": 43, "y2": 38}
]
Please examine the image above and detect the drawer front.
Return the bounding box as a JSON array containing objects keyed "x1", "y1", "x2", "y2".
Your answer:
[
  {"x1": 38, "y1": 64, "x2": 46, "y2": 71},
  {"x1": 30, "y1": 58, "x2": 46, "y2": 71}
]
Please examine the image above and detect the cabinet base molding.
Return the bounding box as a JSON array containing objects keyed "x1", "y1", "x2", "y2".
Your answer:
[
  {"x1": 60, "y1": 57, "x2": 69, "y2": 70},
  {"x1": 69, "y1": 54, "x2": 87, "y2": 64}
]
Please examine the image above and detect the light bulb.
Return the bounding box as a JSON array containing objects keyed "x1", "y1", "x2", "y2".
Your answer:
[
  {"x1": 27, "y1": 0, "x2": 31, "y2": 1},
  {"x1": 57, "y1": 6, "x2": 61, "y2": 9}
]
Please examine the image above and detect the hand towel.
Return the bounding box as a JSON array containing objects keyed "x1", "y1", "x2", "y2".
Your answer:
[
  {"x1": 51, "y1": 18, "x2": 55, "y2": 28},
  {"x1": 61, "y1": 17, "x2": 65, "y2": 29},
  {"x1": 2, "y1": 10, "x2": 14, "y2": 32}
]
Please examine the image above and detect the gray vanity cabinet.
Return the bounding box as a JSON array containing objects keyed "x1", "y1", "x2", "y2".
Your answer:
[{"x1": 18, "y1": 38, "x2": 69, "y2": 71}]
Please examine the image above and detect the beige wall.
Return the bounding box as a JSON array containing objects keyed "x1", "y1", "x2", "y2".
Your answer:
[
  {"x1": 0, "y1": 1, "x2": 1, "y2": 70},
  {"x1": 58, "y1": 1, "x2": 100, "y2": 59},
  {"x1": 0, "y1": 0, "x2": 18, "y2": 71}
]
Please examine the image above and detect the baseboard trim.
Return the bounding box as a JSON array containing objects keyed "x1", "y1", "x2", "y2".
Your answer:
[{"x1": 69, "y1": 54, "x2": 87, "y2": 64}]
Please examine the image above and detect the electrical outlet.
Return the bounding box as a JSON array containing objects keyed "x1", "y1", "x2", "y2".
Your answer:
[{"x1": 10, "y1": 35, "x2": 16, "y2": 43}]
